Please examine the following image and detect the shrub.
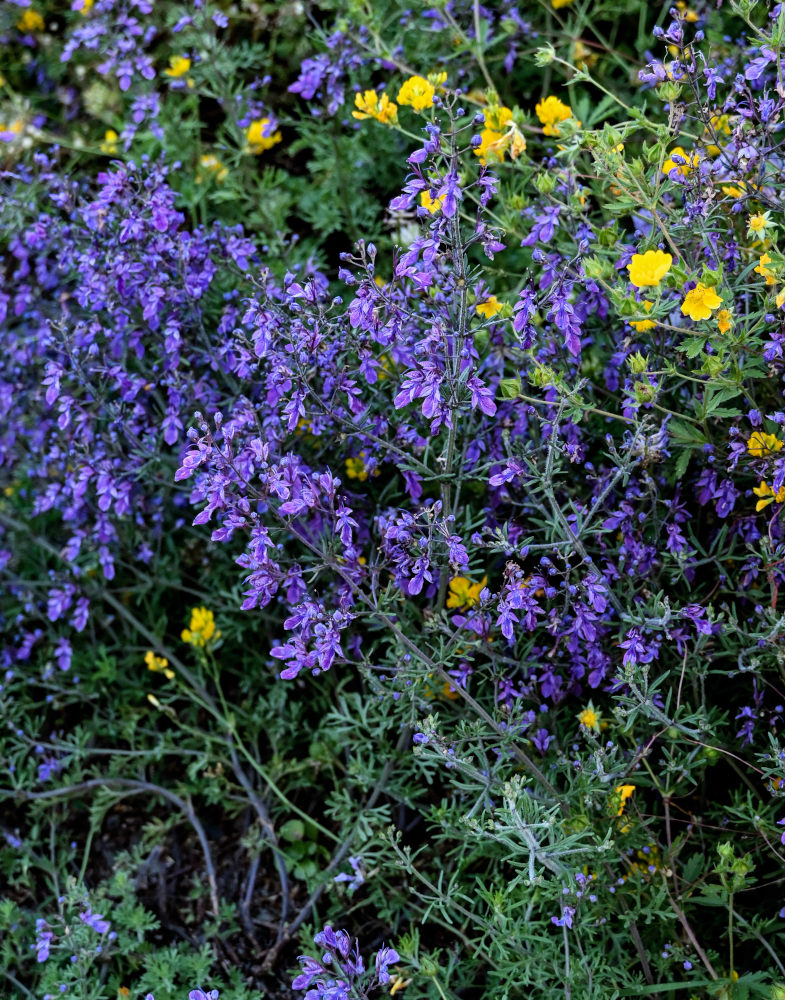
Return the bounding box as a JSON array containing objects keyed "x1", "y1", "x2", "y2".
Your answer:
[{"x1": 3, "y1": 1, "x2": 785, "y2": 999}]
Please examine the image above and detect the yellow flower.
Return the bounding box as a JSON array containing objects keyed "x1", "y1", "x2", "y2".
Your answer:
[
  {"x1": 100, "y1": 129, "x2": 119, "y2": 154},
  {"x1": 389, "y1": 975, "x2": 412, "y2": 995},
  {"x1": 0, "y1": 118, "x2": 25, "y2": 140},
  {"x1": 486, "y1": 105, "x2": 513, "y2": 131},
  {"x1": 704, "y1": 113, "x2": 731, "y2": 156},
  {"x1": 573, "y1": 40, "x2": 598, "y2": 69},
  {"x1": 747, "y1": 431, "x2": 784, "y2": 458},
  {"x1": 145, "y1": 650, "x2": 175, "y2": 681},
  {"x1": 77, "y1": 0, "x2": 95, "y2": 13},
  {"x1": 397, "y1": 75, "x2": 435, "y2": 112},
  {"x1": 508, "y1": 125, "x2": 527, "y2": 160},
  {"x1": 578, "y1": 705, "x2": 600, "y2": 731},
  {"x1": 747, "y1": 212, "x2": 771, "y2": 235},
  {"x1": 345, "y1": 453, "x2": 372, "y2": 481},
  {"x1": 352, "y1": 90, "x2": 398, "y2": 125},
  {"x1": 552, "y1": 0, "x2": 574, "y2": 7},
  {"x1": 535, "y1": 95, "x2": 578, "y2": 137},
  {"x1": 676, "y1": 1, "x2": 699, "y2": 21},
  {"x1": 198, "y1": 153, "x2": 228, "y2": 182},
  {"x1": 181, "y1": 606, "x2": 221, "y2": 647},
  {"x1": 755, "y1": 252, "x2": 776, "y2": 286},
  {"x1": 613, "y1": 784, "x2": 636, "y2": 817},
  {"x1": 420, "y1": 190, "x2": 445, "y2": 214},
  {"x1": 440, "y1": 681, "x2": 460, "y2": 701},
  {"x1": 17, "y1": 9, "x2": 45, "y2": 31},
  {"x1": 663, "y1": 145, "x2": 699, "y2": 177},
  {"x1": 680, "y1": 282, "x2": 722, "y2": 321},
  {"x1": 716, "y1": 309, "x2": 732, "y2": 334},
  {"x1": 245, "y1": 117, "x2": 282, "y2": 154},
  {"x1": 626, "y1": 250, "x2": 672, "y2": 288},
  {"x1": 474, "y1": 127, "x2": 507, "y2": 164},
  {"x1": 753, "y1": 481, "x2": 785, "y2": 511},
  {"x1": 447, "y1": 575, "x2": 487, "y2": 609},
  {"x1": 630, "y1": 301, "x2": 655, "y2": 332},
  {"x1": 472, "y1": 106, "x2": 516, "y2": 164},
  {"x1": 476, "y1": 295, "x2": 502, "y2": 319},
  {"x1": 164, "y1": 56, "x2": 191, "y2": 78}
]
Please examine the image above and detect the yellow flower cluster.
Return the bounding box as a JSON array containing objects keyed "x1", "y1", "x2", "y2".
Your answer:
[
  {"x1": 680, "y1": 282, "x2": 722, "y2": 321},
  {"x1": 245, "y1": 118, "x2": 282, "y2": 154},
  {"x1": 198, "y1": 154, "x2": 228, "y2": 183},
  {"x1": 473, "y1": 104, "x2": 514, "y2": 164},
  {"x1": 755, "y1": 252, "x2": 776, "y2": 286},
  {"x1": 0, "y1": 118, "x2": 25, "y2": 142},
  {"x1": 181, "y1": 607, "x2": 221, "y2": 647},
  {"x1": 663, "y1": 145, "x2": 699, "y2": 178},
  {"x1": 747, "y1": 431, "x2": 784, "y2": 458},
  {"x1": 17, "y1": 9, "x2": 45, "y2": 31},
  {"x1": 475, "y1": 295, "x2": 502, "y2": 319},
  {"x1": 345, "y1": 452, "x2": 376, "y2": 481},
  {"x1": 446, "y1": 575, "x2": 487, "y2": 609},
  {"x1": 535, "y1": 95, "x2": 579, "y2": 137},
  {"x1": 627, "y1": 250, "x2": 672, "y2": 289},
  {"x1": 100, "y1": 129, "x2": 119, "y2": 154},
  {"x1": 420, "y1": 190, "x2": 445, "y2": 214},
  {"x1": 352, "y1": 90, "x2": 398, "y2": 125},
  {"x1": 422, "y1": 673, "x2": 461, "y2": 702},
  {"x1": 145, "y1": 650, "x2": 174, "y2": 680},
  {"x1": 577, "y1": 705, "x2": 600, "y2": 731},
  {"x1": 629, "y1": 301, "x2": 655, "y2": 332},
  {"x1": 716, "y1": 308, "x2": 732, "y2": 334},
  {"x1": 753, "y1": 481, "x2": 785, "y2": 512},
  {"x1": 703, "y1": 114, "x2": 732, "y2": 157},
  {"x1": 748, "y1": 212, "x2": 771, "y2": 236},
  {"x1": 164, "y1": 56, "x2": 192, "y2": 79},
  {"x1": 397, "y1": 75, "x2": 435, "y2": 112},
  {"x1": 613, "y1": 784, "x2": 636, "y2": 817}
]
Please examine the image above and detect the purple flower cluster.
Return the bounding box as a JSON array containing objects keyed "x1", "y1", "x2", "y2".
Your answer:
[
  {"x1": 61, "y1": 0, "x2": 156, "y2": 92},
  {"x1": 1, "y1": 154, "x2": 256, "y2": 674},
  {"x1": 293, "y1": 925, "x2": 399, "y2": 1000}
]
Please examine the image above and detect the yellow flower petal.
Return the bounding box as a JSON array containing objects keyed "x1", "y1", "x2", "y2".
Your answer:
[
  {"x1": 627, "y1": 251, "x2": 672, "y2": 289},
  {"x1": 680, "y1": 282, "x2": 722, "y2": 321}
]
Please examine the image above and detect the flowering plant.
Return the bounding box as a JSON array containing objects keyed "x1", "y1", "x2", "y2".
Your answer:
[{"x1": 4, "y1": 1, "x2": 785, "y2": 999}]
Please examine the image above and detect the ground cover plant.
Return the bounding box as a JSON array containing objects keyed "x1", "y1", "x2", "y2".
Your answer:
[{"x1": 4, "y1": 0, "x2": 785, "y2": 998}]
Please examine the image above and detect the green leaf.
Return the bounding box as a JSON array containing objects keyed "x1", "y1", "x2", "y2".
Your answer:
[
  {"x1": 499, "y1": 377, "x2": 522, "y2": 400},
  {"x1": 682, "y1": 336, "x2": 706, "y2": 359},
  {"x1": 279, "y1": 819, "x2": 305, "y2": 842},
  {"x1": 669, "y1": 420, "x2": 706, "y2": 446},
  {"x1": 673, "y1": 447, "x2": 691, "y2": 481}
]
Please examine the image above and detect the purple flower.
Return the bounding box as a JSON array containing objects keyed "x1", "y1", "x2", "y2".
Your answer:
[
  {"x1": 552, "y1": 905, "x2": 575, "y2": 929},
  {"x1": 375, "y1": 946, "x2": 400, "y2": 984},
  {"x1": 79, "y1": 909, "x2": 111, "y2": 934},
  {"x1": 334, "y1": 856, "x2": 365, "y2": 892}
]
